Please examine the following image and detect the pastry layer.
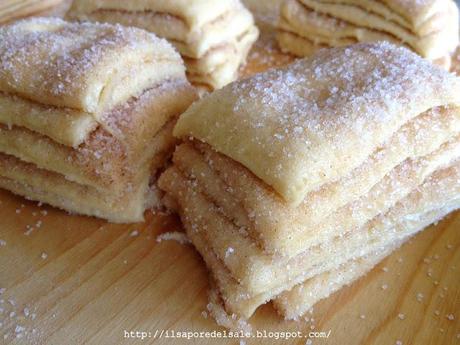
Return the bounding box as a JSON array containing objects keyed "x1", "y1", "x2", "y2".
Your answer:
[
  {"x1": 66, "y1": 0, "x2": 259, "y2": 90},
  {"x1": 0, "y1": 92, "x2": 96, "y2": 148},
  {"x1": 0, "y1": 154, "x2": 152, "y2": 223},
  {"x1": 273, "y1": 242, "x2": 402, "y2": 320},
  {"x1": 159, "y1": 161, "x2": 460, "y2": 317},
  {"x1": 173, "y1": 106, "x2": 460, "y2": 257},
  {"x1": 173, "y1": 42, "x2": 460, "y2": 205},
  {"x1": 301, "y1": 0, "x2": 451, "y2": 34},
  {"x1": 184, "y1": 26, "x2": 259, "y2": 89},
  {"x1": 277, "y1": 30, "x2": 452, "y2": 70},
  {"x1": 289, "y1": 0, "x2": 459, "y2": 59},
  {"x1": 0, "y1": 120, "x2": 177, "y2": 222},
  {"x1": 202, "y1": 204, "x2": 459, "y2": 319},
  {"x1": 279, "y1": 0, "x2": 397, "y2": 47},
  {"x1": 68, "y1": 1, "x2": 256, "y2": 60},
  {"x1": 0, "y1": 17, "x2": 184, "y2": 114},
  {"x1": 67, "y1": 0, "x2": 240, "y2": 33},
  {"x1": 0, "y1": 115, "x2": 176, "y2": 208},
  {"x1": 0, "y1": 18, "x2": 198, "y2": 222},
  {"x1": 162, "y1": 139, "x2": 460, "y2": 295},
  {"x1": 363, "y1": 0, "x2": 447, "y2": 29},
  {"x1": 0, "y1": 81, "x2": 196, "y2": 194},
  {"x1": 277, "y1": 0, "x2": 404, "y2": 55}
]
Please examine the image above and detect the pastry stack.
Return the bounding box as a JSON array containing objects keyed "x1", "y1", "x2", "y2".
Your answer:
[
  {"x1": 0, "y1": 0, "x2": 62, "y2": 24},
  {"x1": 0, "y1": 17, "x2": 196, "y2": 223},
  {"x1": 159, "y1": 42, "x2": 460, "y2": 322},
  {"x1": 66, "y1": 0, "x2": 259, "y2": 92},
  {"x1": 277, "y1": 0, "x2": 459, "y2": 69}
]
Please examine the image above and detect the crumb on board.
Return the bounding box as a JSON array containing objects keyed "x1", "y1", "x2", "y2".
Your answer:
[
  {"x1": 0, "y1": 290, "x2": 40, "y2": 341},
  {"x1": 156, "y1": 232, "x2": 191, "y2": 245},
  {"x1": 129, "y1": 230, "x2": 139, "y2": 237},
  {"x1": 225, "y1": 247, "x2": 235, "y2": 258}
]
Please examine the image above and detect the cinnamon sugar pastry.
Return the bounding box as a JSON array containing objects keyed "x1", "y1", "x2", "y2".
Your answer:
[
  {"x1": 174, "y1": 43, "x2": 460, "y2": 205},
  {"x1": 160, "y1": 161, "x2": 460, "y2": 318},
  {"x1": 0, "y1": 17, "x2": 197, "y2": 222},
  {"x1": 159, "y1": 42, "x2": 460, "y2": 322},
  {"x1": 272, "y1": 243, "x2": 402, "y2": 320},
  {"x1": 66, "y1": 0, "x2": 259, "y2": 91},
  {"x1": 277, "y1": 0, "x2": 459, "y2": 68}
]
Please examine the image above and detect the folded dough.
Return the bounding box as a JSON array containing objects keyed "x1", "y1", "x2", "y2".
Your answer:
[
  {"x1": 174, "y1": 42, "x2": 460, "y2": 205},
  {"x1": 0, "y1": 83, "x2": 193, "y2": 194},
  {"x1": 0, "y1": 17, "x2": 184, "y2": 113},
  {"x1": 66, "y1": 0, "x2": 259, "y2": 91},
  {"x1": 160, "y1": 160, "x2": 460, "y2": 317},
  {"x1": 0, "y1": 18, "x2": 197, "y2": 222},
  {"x1": 174, "y1": 109, "x2": 460, "y2": 258},
  {"x1": 272, "y1": 243, "x2": 403, "y2": 320},
  {"x1": 159, "y1": 42, "x2": 460, "y2": 323},
  {"x1": 277, "y1": 0, "x2": 458, "y2": 64},
  {"x1": 164, "y1": 138, "x2": 460, "y2": 303}
]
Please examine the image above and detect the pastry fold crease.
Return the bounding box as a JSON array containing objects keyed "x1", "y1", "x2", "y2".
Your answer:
[
  {"x1": 0, "y1": 18, "x2": 197, "y2": 222},
  {"x1": 0, "y1": 17, "x2": 184, "y2": 114},
  {"x1": 67, "y1": 0, "x2": 259, "y2": 91},
  {"x1": 160, "y1": 161, "x2": 460, "y2": 318},
  {"x1": 159, "y1": 43, "x2": 460, "y2": 322},
  {"x1": 272, "y1": 242, "x2": 402, "y2": 320},
  {"x1": 173, "y1": 43, "x2": 460, "y2": 205},
  {"x1": 277, "y1": 0, "x2": 458, "y2": 65}
]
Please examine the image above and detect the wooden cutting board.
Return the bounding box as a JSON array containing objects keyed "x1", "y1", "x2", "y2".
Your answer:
[{"x1": 0, "y1": 4, "x2": 459, "y2": 345}]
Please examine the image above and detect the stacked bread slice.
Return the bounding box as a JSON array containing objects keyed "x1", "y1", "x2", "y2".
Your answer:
[
  {"x1": 277, "y1": 0, "x2": 459, "y2": 69},
  {"x1": 159, "y1": 42, "x2": 460, "y2": 322},
  {"x1": 0, "y1": 17, "x2": 197, "y2": 223},
  {"x1": 66, "y1": 0, "x2": 259, "y2": 92}
]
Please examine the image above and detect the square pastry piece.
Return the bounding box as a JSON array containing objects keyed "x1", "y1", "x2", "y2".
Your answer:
[
  {"x1": 0, "y1": 17, "x2": 197, "y2": 223},
  {"x1": 66, "y1": 0, "x2": 259, "y2": 92},
  {"x1": 159, "y1": 42, "x2": 460, "y2": 324},
  {"x1": 277, "y1": 0, "x2": 459, "y2": 69}
]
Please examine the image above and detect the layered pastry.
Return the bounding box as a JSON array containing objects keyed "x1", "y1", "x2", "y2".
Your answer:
[
  {"x1": 66, "y1": 0, "x2": 259, "y2": 92},
  {"x1": 273, "y1": 243, "x2": 403, "y2": 320},
  {"x1": 0, "y1": 0, "x2": 62, "y2": 24},
  {"x1": 277, "y1": 0, "x2": 459, "y2": 69},
  {"x1": 158, "y1": 42, "x2": 460, "y2": 323},
  {"x1": 0, "y1": 17, "x2": 197, "y2": 223}
]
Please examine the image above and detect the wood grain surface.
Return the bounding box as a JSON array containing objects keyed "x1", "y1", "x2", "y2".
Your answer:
[{"x1": 0, "y1": 3, "x2": 459, "y2": 345}]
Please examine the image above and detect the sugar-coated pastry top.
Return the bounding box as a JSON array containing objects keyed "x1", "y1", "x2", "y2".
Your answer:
[
  {"x1": 68, "y1": 0, "x2": 241, "y2": 30},
  {"x1": 0, "y1": 17, "x2": 185, "y2": 113},
  {"x1": 174, "y1": 42, "x2": 460, "y2": 205}
]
